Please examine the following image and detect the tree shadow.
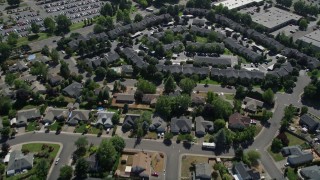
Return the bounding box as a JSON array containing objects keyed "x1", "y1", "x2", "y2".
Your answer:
[
  {"x1": 134, "y1": 138, "x2": 141, "y2": 148},
  {"x1": 28, "y1": 34, "x2": 40, "y2": 41},
  {"x1": 301, "y1": 97, "x2": 320, "y2": 110},
  {"x1": 163, "y1": 139, "x2": 172, "y2": 146},
  {"x1": 182, "y1": 141, "x2": 191, "y2": 149}
]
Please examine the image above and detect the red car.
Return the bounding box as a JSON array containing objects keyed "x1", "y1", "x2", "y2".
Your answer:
[{"x1": 151, "y1": 172, "x2": 159, "y2": 177}]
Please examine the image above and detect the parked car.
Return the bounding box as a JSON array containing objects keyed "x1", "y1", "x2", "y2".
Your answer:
[{"x1": 151, "y1": 172, "x2": 159, "y2": 177}]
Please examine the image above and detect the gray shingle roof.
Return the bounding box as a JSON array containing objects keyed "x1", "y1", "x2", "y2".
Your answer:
[
  {"x1": 170, "y1": 116, "x2": 192, "y2": 133},
  {"x1": 300, "y1": 165, "x2": 320, "y2": 179},
  {"x1": 195, "y1": 163, "x2": 212, "y2": 180},
  {"x1": 62, "y1": 82, "x2": 83, "y2": 97},
  {"x1": 7, "y1": 150, "x2": 34, "y2": 175}
]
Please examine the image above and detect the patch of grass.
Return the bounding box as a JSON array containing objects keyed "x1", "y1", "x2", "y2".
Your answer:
[
  {"x1": 200, "y1": 78, "x2": 220, "y2": 85},
  {"x1": 196, "y1": 36, "x2": 207, "y2": 43},
  {"x1": 204, "y1": 134, "x2": 213, "y2": 142},
  {"x1": 49, "y1": 121, "x2": 62, "y2": 131},
  {"x1": 17, "y1": 33, "x2": 51, "y2": 46},
  {"x1": 286, "y1": 132, "x2": 305, "y2": 146},
  {"x1": 254, "y1": 125, "x2": 263, "y2": 137},
  {"x1": 70, "y1": 21, "x2": 85, "y2": 31},
  {"x1": 145, "y1": 132, "x2": 158, "y2": 139},
  {"x1": 307, "y1": 70, "x2": 320, "y2": 78},
  {"x1": 63, "y1": 96, "x2": 76, "y2": 103},
  {"x1": 22, "y1": 105, "x2": 37, "y2": 110},
  {"x1": 25, "y1": 121, "x2": 39, "y2": 132},
  {"x1": 224, "y1": 48, "x2": 232, "y2": 55},
  {"x1": 224, "y1": 94, "x2": 234, "y2": 101},
  {"x1": 75, "y1": 123, "x2": 100, "y2": 134},
  {"x1": 181, "y1": 155, "x2": 208, "y2": 178},
  {"x1": 267, "y1": 147, "x2": 285, "y2": 161},
  {"x1": 22, "y1": 143, "x2": 60, "y2": 159},
  {"x1": 287, "y1": 167, "x2": 298, "y2": 180}
]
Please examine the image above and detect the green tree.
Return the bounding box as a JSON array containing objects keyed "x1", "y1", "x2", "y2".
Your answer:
[
  {"x1": 214, "y1": 119, "x2": 226, "y2": 131},
  {"x1": 1, "y1": 127, "x2": 10, "y2": 138},
  {"x1": 95, "y1": 67, "x2": 106, "y2": 79},
  {"x1": 7, "y1": 0, "x2": 20, "y2": 6},
  {"x1": 50, "y1": 49, "x2": 60, "y2": 64},
  {"x1": 164, "y1": 132, "x2": 173, "y2": 140},
  {"x1": 111, "y1": 112, "x2": 120, "y2": 125},
  {"x1": 262, "y1": 88, "x2": 274, "y2": 104},
  {"x1": 35, "y1": 159, "x2": 49, "y2": 179},
  {"x1": 31, "y1": 22, "x2": 40, "y2": 34},
  {"x1": 301, "y1": 106, "x2": 308, "y2": 115},
  {"x1": 75, "y1": 137, "x2": 88, "y2": 156},
  {"x1": 30, "y1": 62, "x2": 48, "y2": 79},
  {"x1": 246, "y1": 150, "x2": 261, "y2": 166},
  {"x1": 164, "y1": 75, "x2": 176, "y2": 94},
  {"x1": 299, "y1": 18, "x2": 308, "y2": 30},
  {"x1": 97, "y1": 139, "x2": 116, "y2": 170},
  {"x1": 60, "y1": 61, "x2": 70, "y2": 78},
  {"x1": 7, "y1": 32, "x2": 19, "y2": 46},
  {"x1": 59, "y1": 165, "x2": 73, "y2": 180},
  {"x1": 134, "y1": 13, "x2": 143, "y2": 22},
  {"x1": 44, "y1": 17, "x2": 56, "y2": 34},
  {"x1": 271, "y1": 138, "x2": 283, "y2": 153},
  {"x1": 100, "y1": 3, "x2": 113, "y2": 16},
  {"x1": 5, "y1": 73, "x2": 17, "y2": 86},
  {"x1": 179, "y1": 78, "x2": 196, "y2": 94},
  {"x1": 41, "y1": 45, "x2": 50, "y2": 56},
  {"x1": 110, "y1": 135, "x2": 126, "y2": 152},
  {"x1": 136, "y1": 79, "x2": 156, "y2": 94},
  {"x1": 0, "y1": 42, "x2": 12, "y2": 62},
  {"x1": 304, "y1": 84, "x2": 317, "y2": 98},
  {"x1": 55, "y1": 15, "x2": 72, "y2": 33},
  {"x1": 74, "y1": 158, "x2": 89, "y2": 179},
  {"x1": 0, "y1": 163, "x2": 5, "y2": 175},
  {"x1": 116, "y1": 10, "x2": 124, "y2": 22}
]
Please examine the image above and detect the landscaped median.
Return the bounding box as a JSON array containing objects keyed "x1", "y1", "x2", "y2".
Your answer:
[{"x1": 5, "y1": 142, "x2": 61, "y2": 180}]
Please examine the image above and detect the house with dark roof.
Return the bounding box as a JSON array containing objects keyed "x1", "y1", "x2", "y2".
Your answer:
[
  {"x1": 194, "y1": 163, "x2": 212, "y2": 180},
  {"x1": 122, "y1": 114, "x2": 141, "y2": 132},
  {"x1": 86, "y1": 153, "x2": 99, "y2": 172},
  {"x1": 67, "y1": 109, "x2": 90, "y2": 126},
  {"x1": 232, "y1": 161, "x2": 260, "y2": 180},
  {"x1": 282, "y1": 146, "x2": 313, "y2": 166},
  {"x1": 131, "y1": 152, "x2": 151, "y2": 179},
  {"x1": 194, "y1": 55, "x2": 232, "y2": 66},
  {"x1": 42, "y1": 107, "x2": 69, "y2": 124},
  {"x1": 195, "y1": 116, "x2": 214, "y2": 137},
  {"x1": 149, "y1": 116, "x2": 167, "y2": 133},
  {"x1": 142, "y1": 94, "x2": 159, "y2": 106},
  {"x1": 300, "y1": 165, "x2": 320, "y2": 179},
  {"x1": 95, "y1": 111, "x2": 115, "y2": 129},
  {"x1": 191, "y1": 93, "x2": 206, "y2": 106},
  {"x1": 121, "y1": 65, "x2": 133, "y2": 76},
  {"x1": 170, "y1": 116, "x2": 192, "y2": 134},
  {"x1": 8, "y1": 61, "x2": 28, "y2": 72},
  {"x1": 242, "y1": 97, "x2": 264, "y2": 113},
  {"x1": 228, "y1": 113, "x2": 251, "y2": 130},
  {"x1": 115, "y1": 93, "x2": 135, "y2": 104},
  {"x1": 104, "y1": 52, "x2": 120, "y2": 64},
  {"x1": 16, "y1": 108, "x2": 41, "y2": 127},
  {"x1": 192, "y1": 19, "x2": 206, "y2": 27},
  {"x1": 267, "y1": 63, "x2": 293, "y2": 77},
  {"x1": 6, "y1": 150, "x2": 34, "y2": 176},
  {"x1": 48, "y1": 74, "x2": 63, "y2": 86},
  {"x1": 62, "y1": 82, "x2": 83, "y2": 98},
  {"x1": 299, "y1": 114, "x2": 320, "y2": 132}
]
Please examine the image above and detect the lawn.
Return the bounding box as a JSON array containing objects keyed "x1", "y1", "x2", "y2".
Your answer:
[
  {"x1": 204, "y1": 134, "x2": 214, "y2": 142},
  {"x1": 254, "y1": 125, "x2": 263, "y2": 137},
  {"x1": 307, "y1": 70, "x2": 320, "y2": 78},
  {"x1": 145, "y1": 131, "x2": 158, "y2": 140},
  {"x1": 267, "y1": 147, "x2": 285, "y2": 161},
  {"x1": 196, "y1": 36, "x2": 207, "y2": 43},
  {"x1": 49, "y1": 121, "x2": 63, "y2": 131},
  {"x1": 224, "y1": 48, "x2": 232, "y2": 55},
  {"x1": 25, "y1": 121, "x2": 39, "y2": 132},
  {"x1": 181, "y1": 155, "x2": 208, "y2": 178},
  {"x1": 17, "y1": 33, "x2": 51, "y2": 46},
  {"x1": 224, "y1": 94, "x2": 234, "y2": 101},
  {"x1": 286, "y1": 132, "x2": 305, "y2": 146},
  {"x1": 70, "y1": 21, "x2": 85, "y2": 31},
  {"x1": 200, "y1": 78, "x2": 220, "y2": 85},
  {"x1": 75, "y1": 124, "x2": 100, "y2": 134},
  {"x1": 21, "y1": 143, "x2": 60, "y2": 159},
  {"x1": 287, "y1": 167, "x2": 299, "y2": 180},
  {"x1": 22, "y1": 105, "x2": 37, "y2": 110}
]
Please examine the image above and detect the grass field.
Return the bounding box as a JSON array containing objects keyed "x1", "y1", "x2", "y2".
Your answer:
[
  {"x1": 267, "y1": 147, "x2": 285, "y2": 161},
  {"x1": 224, "y1": 94, "x2": 235, "y2": 101},
  {"x1": 22, "y1": 143, "x2": 60, "y2": 159},
  {"x1": 200, "y1": 78, "x2": 220, "y2": 85},
  {"x1": 287, "y1": 167, "x2": 299, "y2": 180},
  {"x1": 286, "y1": 132, "x2": 305, "y2": 146},
  {"x1": 17, "y1": 33, "x2": 51, "y2": 46},
  {"x1": 70, "y1": 21, "x2": 85, "y2": 31},
  {"x1": 196, "y1": 36, "x2": 207, "y2": 43}
]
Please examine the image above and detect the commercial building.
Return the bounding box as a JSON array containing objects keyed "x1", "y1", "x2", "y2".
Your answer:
[
  {"x1": 297, "y1": 30, "x2": 320, "y2": 51},
  {"x1": 252, "y1": 7, "x2": 301, "y2": 32},
  {"x1": 214, "y1": 0, "x2": 263, "y2": 10}
]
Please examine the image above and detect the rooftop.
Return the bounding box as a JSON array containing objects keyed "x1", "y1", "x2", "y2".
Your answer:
[
  {"x1": 298, "y1": 29, "x2": 320, "y2": 48},
  {"x1": 252, "y1": 7, "x2": 301, "y2": 30},
  {"x1": 214, "y1": 0, "x2": 263, "y2": 10}
]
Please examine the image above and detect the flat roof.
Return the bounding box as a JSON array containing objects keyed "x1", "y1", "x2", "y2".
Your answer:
[
  {"x1": 298, "y1": 29, "x2": 320, "y2": 48},
  {"x1": 252, "y1": 7, "x2": 302, "y2": 29},
  {"x1": 214, "y1": 0, "x2": 263, "y2": 10}
]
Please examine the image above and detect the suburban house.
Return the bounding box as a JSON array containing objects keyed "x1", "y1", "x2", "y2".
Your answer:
[
  {"x1": 191, "y1": 94, "x2": 206, "y2": 106},
  {"x1": 42, "y1": 107, "x2": 69, "y2": 124},
  {"x1": 8, "y1": 61, "x2": 28, "y2": 72},
  {"x1": 122, "y1": 114, "x2": 141, "y2": 132},
  {"x1": 67, "y1": 109, "x2": 90, "y2": 126},
  {"x1": 115, "y1": 93, "x2": 135, "y2": 104},
  {"x1": 195, "y1": 116, "x2": 214, "y2": 137},
  {"x1": 192, "y1": 18, "x2": 206, "y2": 27},
  {"x1": 149, "y1": 116, "x2": 167, "y2": 133},
  {"x1": 30, "y1": 81, "x2": 47, "y2": 94},
  {"x1": 194, "y1": 163, "x2": 212, "y2": 180},
  {"x1": 232, "y1": 161, "x2": 260, "y2": 180},
  {"x1": 300, "y1": 165, "x2": 320, "y2": 179},
  {"x1": 6, "y1": 150, "x2": 34, "y2": 176},
  {"x1": 228, "y1": 113, "x2": 251, "y2": 130},
  {"x1": 141, "y1": 94, "x2": 159, "y2": 106},
  {"x1": 170, "y1": 116, "x2": 192, "y2": 134},
  {"x1": 299, "y1": 114, "x2": 320, "y2": 132},
  {"x1": 62, "y1": 82, "x2": 83, "y2": 98},
  {"x1": 48, "y1": 74, "x2": 63, "y2": 86},
  {"x1": 242, "y1": 97, "x2": 264, "y2": 113},
  {"x1": 95, "y1": 111, "x2": 115, "y2": 129},
  {"x1": 282, "y1": 146, "x2": 313, "y2": 166},
  {"x1": 121, "y1": 65, "x2": 134, "y2": 76},
  {"x1": 131, "y1": 152, "x2": 151, "y2": 179},
  {"x1": 16, "y1": 108, "x2": 41, "y2": 127}
]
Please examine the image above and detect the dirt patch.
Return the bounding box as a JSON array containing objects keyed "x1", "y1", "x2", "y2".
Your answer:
[{"x1": 151, "y1": 152, "x2": 165, "y2": 172}]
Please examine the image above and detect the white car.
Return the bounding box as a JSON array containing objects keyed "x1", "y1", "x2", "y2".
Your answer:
[{"x1": 55, "y1": 157, "x2": 60, "y2": 165}]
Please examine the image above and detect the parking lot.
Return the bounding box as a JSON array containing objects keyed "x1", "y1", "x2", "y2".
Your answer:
[{"x1": 0, "y1": 0, "x2": 103, "y2": 38}]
